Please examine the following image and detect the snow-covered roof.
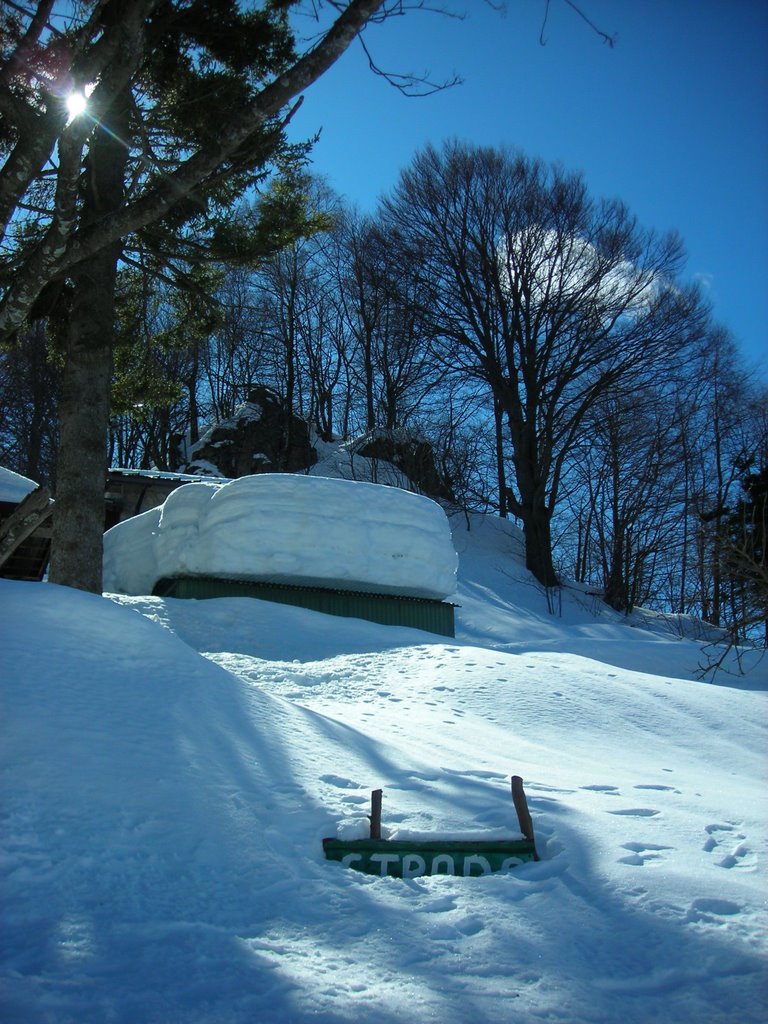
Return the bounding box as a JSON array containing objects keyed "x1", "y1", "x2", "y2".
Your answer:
[
  {"x1": 0, "y1": 466, "x2": 39, "y2": 504},
  {"x1": 109, "y1": 467, "x2": 230, "y2": 484},
  {"x1": 103, "y1": 473, "x2": 458, "y2": 600}
]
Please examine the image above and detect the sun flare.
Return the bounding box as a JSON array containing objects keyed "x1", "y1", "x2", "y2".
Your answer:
[{"x1": 65, "y1": 91, "x2": 88, "y2": 120}]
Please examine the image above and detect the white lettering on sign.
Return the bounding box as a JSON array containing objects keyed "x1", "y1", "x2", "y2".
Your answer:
[
  {"x1": 430, "y1": 854, "x2": 456, "y2": 875},
  {"x1": 463, "y1": 855, "x2": 492, "y2": 876},
  {"x1": 335, "y1": 848, "x2": 528, "y2": 876},
  {"x1": 370, "y1": 852, "x2": 401, "y2": 876},
  {"x1": 402, "y1": 854, "x2": 427, "y2": 878},
  {"x1": 501, "y1": 857, "x2": 524, "y2": 871}
]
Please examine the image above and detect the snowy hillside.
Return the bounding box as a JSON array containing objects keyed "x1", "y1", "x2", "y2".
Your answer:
[{"x1": 1, "y1": 509, "x2": 766, "y2": 1024}]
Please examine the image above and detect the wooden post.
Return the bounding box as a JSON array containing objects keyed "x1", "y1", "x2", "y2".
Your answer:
[
  {"x1": 511, "y1": 775, "x2": 539, "y2": 860},
  {"x1": 369, "y1": 789, "x2": 382, "y2": 840}
]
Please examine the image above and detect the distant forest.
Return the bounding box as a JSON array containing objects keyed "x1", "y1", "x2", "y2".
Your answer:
[{"x1": 3, "y1": 141, "x2": 766, "y2": 647}]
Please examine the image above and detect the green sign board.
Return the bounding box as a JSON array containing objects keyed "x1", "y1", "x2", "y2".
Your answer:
[{"x1": 323, "y1": 837, "x2": 536, "y2": 878}]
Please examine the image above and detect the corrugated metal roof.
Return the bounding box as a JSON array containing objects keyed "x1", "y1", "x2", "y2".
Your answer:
[{"x1": 153, "y1": 575, "x2": 456, "y2": 637}]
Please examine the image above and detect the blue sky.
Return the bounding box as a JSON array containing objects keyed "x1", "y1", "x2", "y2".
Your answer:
[{"x1": 287, "y1": 0, "x2": 767, "y2": 379}]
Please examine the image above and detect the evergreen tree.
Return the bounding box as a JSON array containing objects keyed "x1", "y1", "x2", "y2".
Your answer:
[{"x1": 1, "y1": 0, "x2": 386, "y2": 591}]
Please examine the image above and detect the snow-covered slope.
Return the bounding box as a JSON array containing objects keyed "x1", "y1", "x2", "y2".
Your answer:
[{"x1": 1, "y1": 511, "x2": 766, "y2": 1024}]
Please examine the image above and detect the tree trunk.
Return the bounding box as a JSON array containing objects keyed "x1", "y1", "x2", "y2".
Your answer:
[
  {"x1": 48, "y1": 295, "x2": 115, "y2": 591},
  {"x1": 521, "y1": 509, "x2": 559, "y2": 589},
  {"x1": 187, "y1": 346, "x2": 200, "y2": 447},
  {"x1": 363, "y1": 328, "x2": 376, "y2": 432},
  {"x1": 504, "y1": 411, "x2": 559, "y2": 588},
  {"x1": 604, "y1": 525, "x2": 629, "y2": 611},
  {"x1": 48, "y1": 91, "x2": 129, "y2": 593},
  {"x1": 494, "y1": 399, "x2": 508, "y2": 518}
]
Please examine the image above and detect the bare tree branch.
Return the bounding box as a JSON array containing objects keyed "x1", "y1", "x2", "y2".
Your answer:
[{"x1": 539, "y1": 0, "x2": 615, "y2": 48}]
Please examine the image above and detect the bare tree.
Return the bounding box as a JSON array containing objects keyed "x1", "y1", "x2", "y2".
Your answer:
[
  {"x1": 560, "y1": 388, "x2": 688, "y2": 612},
  {"x1": 678, "y1": 328, "x2": 762, "y2": 629},
  {"x1": 333, "y1": 212, "x2": 438, "y2": 434},
  {"x1": 382, "y1": 141, "x2": 707, "y2": 587}
]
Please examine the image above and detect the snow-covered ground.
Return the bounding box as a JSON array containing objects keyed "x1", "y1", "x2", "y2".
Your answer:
[{"x1": 2, "y1": 508, "x2": 766, "y2": 1023}]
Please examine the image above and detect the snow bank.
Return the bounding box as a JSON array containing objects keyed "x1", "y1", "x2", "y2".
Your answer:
[
  {"x1": 309, "y1": 436, "x2": 414, "y2": 489},
  {"x1": 103, "y1": 473, "x2": 458, "y2": 600}
]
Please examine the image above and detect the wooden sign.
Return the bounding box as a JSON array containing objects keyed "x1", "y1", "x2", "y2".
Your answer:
[
  {"x1": 323, "y1": 837, "x2": 536, "y2": 877},
  {"x1": 323, "y1": 776, "x2": 539, "y2": 877}
]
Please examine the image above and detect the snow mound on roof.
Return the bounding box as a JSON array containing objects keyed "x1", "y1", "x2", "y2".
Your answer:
[
  {"x1": 103, "y1": 473, "x2": 458, "y2": 600},
  {"x1": 0, "y1": 466, "x2": 39, "y2": 503}
]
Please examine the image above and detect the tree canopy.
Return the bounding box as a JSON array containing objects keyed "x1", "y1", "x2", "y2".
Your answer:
[
  {"x1": 0, "y1": 0, "x2": 388, "y2": 338},
  {"x1": 381, "y1": 141, "x2": 708, "y2": 585},
  {"x1": 1, "y1": 0, "x2": 389, "y2": 590}
]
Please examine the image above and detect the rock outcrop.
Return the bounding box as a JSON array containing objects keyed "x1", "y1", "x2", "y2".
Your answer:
[
  {"x1": 350, "y1": 429, "x2": 454, "y2": 502},
  {"x1": 185, "y1": 386, "x2": 317, "y2": 478}
]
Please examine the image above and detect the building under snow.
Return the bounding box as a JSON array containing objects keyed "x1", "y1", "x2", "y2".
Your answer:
[{"x1": 103, "y1": 473, "x2": 458, "y2": 636}]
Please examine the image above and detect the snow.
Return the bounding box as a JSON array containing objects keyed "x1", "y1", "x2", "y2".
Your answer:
[
  {"x1": 0, "y1": 466, "x2": 38, "y2": 503},
  {"x1": 103, "y1": 473, "x2": 458, "y2": 600},
  {"x1": 2, "y1": 506, "x2": 767, "y2": 1024},
  {"x1": 309, "y1": 436, "x2": 414, "y2": 490},
  {"x1": 109, "y1": 467, "x2": 229, "y2": 484}
]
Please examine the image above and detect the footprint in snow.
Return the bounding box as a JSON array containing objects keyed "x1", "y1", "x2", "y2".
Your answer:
[
  {"x1": 608, "y1": 808, "x2": 660, "y2": 817},
  {"x1": 581, "y1": 784, "x2": 620, "y2": 793},
  {"x1": 716, "y1": 844, "x2": 751, "y2": 869},
  {"x1": 617, "y1": 841, "x2": 674, "y2": 866},
  {"x1": 704, "y1": 822, "x2": 735, "y2": 838},
  {"x1": 530, "y1": 782, "x2": 576, "y2": 794},
  {"x1": 320, "y1": 774, "x2": 362, "y2": 790},
  {"x1": 686, "y1": 897, "x2": 741, "y2": 922},
  {"x1": 702, "y1": 823, "x2": 751, "y2": 869},
  {"x1": 634, "y1": 784, "x2": 680, "y2": 793},
  {"x1": 418, "y1": 896, "x2": 457, "y2": 914},
  {"x1": 454, "y1": 915, "x2": 484, "y2": 937},
  {"x1": 441, "y1": 768, "x2": 507, "y2": 781}
]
